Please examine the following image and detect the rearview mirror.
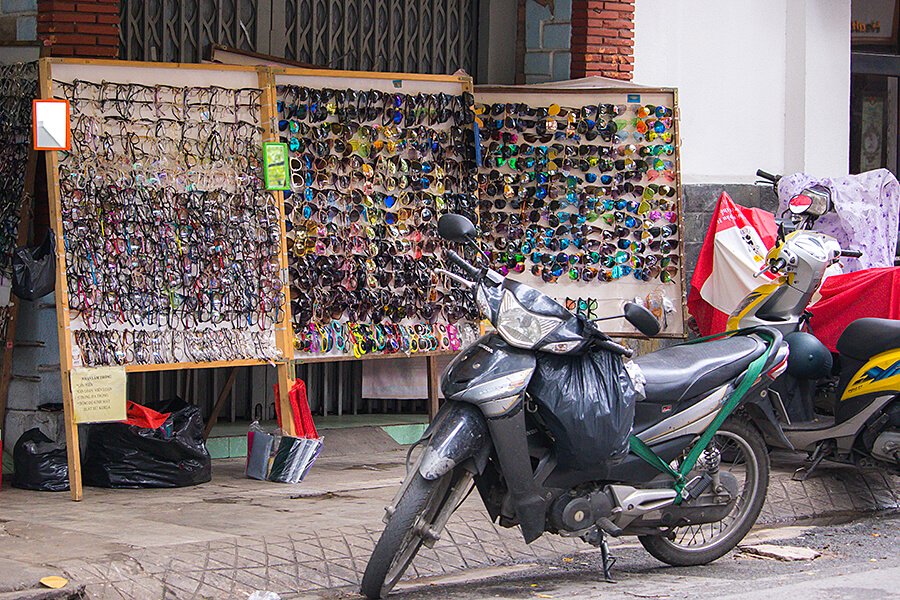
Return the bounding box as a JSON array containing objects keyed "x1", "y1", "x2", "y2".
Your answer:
[
  {"x1": 624, "y1": 302, "x2": 661, "y2": 337},
  {"x1": 437, "y1": 213, "x2": 476, "y2": 243}
]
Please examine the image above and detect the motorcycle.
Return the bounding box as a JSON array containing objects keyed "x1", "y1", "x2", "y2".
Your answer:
[
  {"x1": 730, "y1": 169, "x2": 900, "y2": 479},
  {"x1": 361, "y1": 213, "x2": 789, "y2": 599}
]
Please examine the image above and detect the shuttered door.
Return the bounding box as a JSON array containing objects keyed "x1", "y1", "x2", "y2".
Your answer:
[{"x1": 120, "y1": 0, "x2": 479, "y2": 77}]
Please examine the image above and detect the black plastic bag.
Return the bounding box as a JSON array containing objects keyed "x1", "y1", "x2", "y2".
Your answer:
[
  {"x1": 12, "y1": 231, "x2": 55, "y2": 300},
  {"x1": 530, "y1": 350, "x2": 638, "y2": 471},
  {"x1": 12, "y1": 428, "x2": 70, "y2": 491},
  {"x1": 83, "y1": 398, "x2": 211, "y2": 488}
]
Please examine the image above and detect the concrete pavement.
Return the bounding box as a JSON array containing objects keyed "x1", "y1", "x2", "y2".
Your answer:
[
  {"x1": 0, "y1": 428, "x2": 896, "y2": 599},
  {"x1": 375, "y1": 513, "x2": 899, "y2": 600}
]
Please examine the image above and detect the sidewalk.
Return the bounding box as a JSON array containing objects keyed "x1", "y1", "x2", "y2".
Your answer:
[{"x1": 0, "y1": 428, "x2": 896, "y2": 600}]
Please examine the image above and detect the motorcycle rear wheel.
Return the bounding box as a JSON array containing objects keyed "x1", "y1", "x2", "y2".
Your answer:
[
  {"x1": 638, "y1": 418, "x2": 769, "y2": 566},
  {"x1": 360, "y1": 469, "x2": 460, "y2": 599}
]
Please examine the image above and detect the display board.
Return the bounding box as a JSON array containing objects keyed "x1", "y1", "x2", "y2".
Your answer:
[
  {"x1": 40, "y1": 58, "x2": 298, "y2": 500},
  {"x1": 474, "y1": 86, "x2": 686, "y2": 337},
  {"x1": 270, "y1": 68, "x2": 481, "y2": 362},
  {"x1": 47, "y1": 61, "x2": 290, "y2": 367}
]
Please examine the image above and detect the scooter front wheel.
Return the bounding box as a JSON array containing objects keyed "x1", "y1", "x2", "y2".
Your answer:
[
  {"x1": 360, "y1": 469, "x2": 462, "y2": 599},
  {"x1": 638, "y1": 417, "x2": 769, "y2": 566}
]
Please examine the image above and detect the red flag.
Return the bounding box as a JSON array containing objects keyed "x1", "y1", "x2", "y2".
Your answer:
[{"x1": 688, "y1": 192, "x2": 778, "y2": 335}]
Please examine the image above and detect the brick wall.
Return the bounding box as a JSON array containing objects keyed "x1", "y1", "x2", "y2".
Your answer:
[
  {"x1": 37, "y1": 0, "x2": 120, "y2": 57},
  {"x1": 570, "y1": 0, "x2": 634, "y2": 80},
  {"x1": 522, "y1": 0, "x2": 573, "y2": 83},
  {"x1": 0, "y1": 0, "x2": 37, "y2": 42}
]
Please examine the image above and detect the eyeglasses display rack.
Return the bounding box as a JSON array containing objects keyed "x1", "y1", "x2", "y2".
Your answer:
[
  {"x1": 31, "y1": 59, "x2": 687, "y2": 502},
  {"x1": 39, "y1": 58, "x2": 298, "y2": 501},
  {"x1": 269, "y1": 67, "x2": 482, "y2": 366},
  {"x1": 473, "y1": 86, "x2": 686, "y2": 337}
]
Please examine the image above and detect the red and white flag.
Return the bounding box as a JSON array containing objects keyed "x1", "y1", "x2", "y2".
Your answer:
[{"x1": 687, "y1": 192, "x2": 778, "y2": 336}]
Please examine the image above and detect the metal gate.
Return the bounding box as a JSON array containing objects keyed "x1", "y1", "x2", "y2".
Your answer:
[{"x1": 120, "y1": 0, "x2": 479, "y2": 76}]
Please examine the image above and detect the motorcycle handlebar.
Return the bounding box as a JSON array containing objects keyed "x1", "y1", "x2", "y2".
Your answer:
[
  {"x1": 445, "y1": 249, "x2": 483, "y2": 280},
  {"x1": 595, "y1": 338, "x2": 634, "y2": 358},
  {"x1": 770, "y1": 258, "x2": 787, "y2": 273},
  {"x1": 840, "y1": 249, "x2": 863, "y2": 258},
  {"x1": 756, "y1": 169, "x2": 781, "y2": 184}
]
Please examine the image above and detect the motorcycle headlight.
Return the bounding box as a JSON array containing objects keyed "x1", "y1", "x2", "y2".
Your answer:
[{"x1": 496, "y1": 289, "x2": 562, "y2": 349}]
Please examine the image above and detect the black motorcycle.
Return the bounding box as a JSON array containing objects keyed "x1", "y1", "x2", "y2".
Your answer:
[{"x1": 361, "y1": 214, "x2": 790, "y2": 598}]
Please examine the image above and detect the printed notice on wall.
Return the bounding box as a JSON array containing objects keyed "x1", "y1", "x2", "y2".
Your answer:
[{"x1": 71, "y1": 366, "x2": 127, "y2": 424}]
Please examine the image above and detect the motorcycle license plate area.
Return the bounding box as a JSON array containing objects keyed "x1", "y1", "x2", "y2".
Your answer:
[{"x1": 474, "y1": 86, "x2": 686, "y2": 338}]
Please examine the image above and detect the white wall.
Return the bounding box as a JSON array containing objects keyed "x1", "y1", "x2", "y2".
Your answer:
[{"x1": 634, "y1": 0, "x2": 850, "y2": 183}]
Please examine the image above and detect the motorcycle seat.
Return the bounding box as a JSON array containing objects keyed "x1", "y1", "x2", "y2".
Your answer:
[
  {"x1": 836, "y1": 318, "x2": 900, "y2": 362},
  {"x1": 634, "y1": 336, "x2": 767, "y2": 403}
]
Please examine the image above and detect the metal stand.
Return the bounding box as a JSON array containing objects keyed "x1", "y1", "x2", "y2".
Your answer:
[
  {"x1": 792, "y1": 441, "x2": 831, "y2": 481},
  {"x1": 584, "y1": 528, "x2": 617, "y2": 583}
]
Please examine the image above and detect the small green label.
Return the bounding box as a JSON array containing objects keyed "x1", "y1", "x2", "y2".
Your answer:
[{"x1": 263, "y1": 142, "x2": 290, "y2": 191}]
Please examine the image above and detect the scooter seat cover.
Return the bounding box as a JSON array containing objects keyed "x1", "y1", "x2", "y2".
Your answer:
[
  {"x1": 634, "y1": 336, "x2": 766, "y2": 403},
  {"x1": 836, "y1": 317, "x2": 900, "y2": 362}
]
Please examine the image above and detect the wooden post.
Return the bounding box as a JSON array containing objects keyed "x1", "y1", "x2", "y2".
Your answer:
[
  {"x1": 257, "y1": 67, "x2": 297, "y2": 436},
  {"x1": 38, "y1": 58, "x2": 82, "y2": 501},
  {"x1": 426, "y1": 355, "x2": 440, "y2": 420},
  {"x1": 0, "y1": 146, "x2": 38, "y2": 438}
]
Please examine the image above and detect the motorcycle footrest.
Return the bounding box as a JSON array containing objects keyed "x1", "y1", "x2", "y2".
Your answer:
[{"x1": 680, "y1": 474, "x2": 712, "y2": 501}]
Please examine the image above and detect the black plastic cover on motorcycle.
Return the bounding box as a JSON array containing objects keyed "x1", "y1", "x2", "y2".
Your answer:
[
  {"x1": 530, "y1": 350, "x2": 638, "y2": 470},
  {"x1": 83, "y1": 398, "x2": 211, "y2": 488},
  {"x1": 12, "y1": 428, "x2": 70, "y2": 491}
]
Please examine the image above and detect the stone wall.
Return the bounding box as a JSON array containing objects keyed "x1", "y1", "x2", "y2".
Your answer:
[
  {"x1": 0, "y1": 0, "x2": 37, "y2": 42},
  {"x1": 523, "y1": 0, "x2": 573, "y2": 83}
]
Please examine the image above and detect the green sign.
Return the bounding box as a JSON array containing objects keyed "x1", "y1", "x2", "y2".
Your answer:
[{"x1": 263, "y1": 142, "x2": 290, "y2": 191}]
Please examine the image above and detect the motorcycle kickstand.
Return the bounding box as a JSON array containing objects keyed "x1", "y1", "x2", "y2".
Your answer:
[
  {"x1": 793, "y1": 441, "x2": 831, "y2": 481},
  {"x1": 583, "y1": 528, "x2": 617, "y2": 583}
]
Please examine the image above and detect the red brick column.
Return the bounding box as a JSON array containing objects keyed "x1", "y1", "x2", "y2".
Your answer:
[
  {"x1": 570, "y1": 0, "x2": 635, "y2": 81},
  {"x1": 37, "y1": 0, "x2": 120, "y2": 58}
]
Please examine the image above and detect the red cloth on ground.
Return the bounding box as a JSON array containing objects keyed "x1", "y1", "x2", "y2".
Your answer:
[{"x1": 809, "y1": 267, "x2": 900, "y2": 352}]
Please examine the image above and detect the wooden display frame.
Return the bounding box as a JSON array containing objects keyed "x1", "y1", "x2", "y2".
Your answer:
[
  {"x1": 38, "y1": 58, "x2": 298, "y2": 500},
  {"x1": 474, "y1": 86, "x2": 687, "y2": 339},
  {"x1": 267, "y1": 66, "x2": 477, "y2": 416}
]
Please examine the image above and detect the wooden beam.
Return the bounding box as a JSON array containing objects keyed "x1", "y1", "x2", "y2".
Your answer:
[
  {"x1": 38, "y1": 58, "x2": 81, "y2": 501},
  {"x1": 203, "y1": 367, "x2": 238, "y2": 440},
  {"x1": 257, "y1": 66, "x2": 298, "y2": 437}
]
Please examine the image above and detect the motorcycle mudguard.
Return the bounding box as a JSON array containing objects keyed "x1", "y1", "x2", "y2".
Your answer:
[
  {"x1": 418, "y1": 401, "x2": 492, "y2": 481},
  {"x1": 744, "y1": 392, "x2": 795, "y2": 450}
]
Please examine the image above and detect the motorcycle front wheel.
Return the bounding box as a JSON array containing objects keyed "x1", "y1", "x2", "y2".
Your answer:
[
  {"x1": 638, "y1": 417, "x2": 769, "y2": 566},
  {"x1": 360, "y1": 468, "x2": 467, "y2": 599}
]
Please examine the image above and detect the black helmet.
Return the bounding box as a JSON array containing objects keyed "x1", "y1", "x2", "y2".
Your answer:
[{"x1": 785, "y1": 331, "x2": 833, "y2": 379}]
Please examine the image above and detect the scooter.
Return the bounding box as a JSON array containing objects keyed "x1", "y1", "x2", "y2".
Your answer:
[
  {"x1": 361, "y1": 213, "x2": 788, "y2": 599},
  {"x1": 730, "y1": 169, "x2": 900, "y2": 479}
]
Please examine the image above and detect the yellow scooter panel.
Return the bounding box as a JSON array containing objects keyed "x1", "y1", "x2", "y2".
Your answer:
[
  {"x1": 844, "y1": 348, "x2": 900, "y2": 400},
  {"x1": 726, "y1": 282, "x2": 780, "y2": 330}
]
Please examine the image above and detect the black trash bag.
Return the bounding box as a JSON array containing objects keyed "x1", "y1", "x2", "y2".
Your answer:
[
  {"x1": 83, "y1": 398, "x2": 211, "y2": 488},
  {"x1": 530, "y1": 350, "x2": 638, "y2": 471},
  {"x1": 12, "y1": 428, "x2": 70, "y2": 491},
  {"x1": 11, "y1": 231, "x2": 56, "y2": 301}
]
